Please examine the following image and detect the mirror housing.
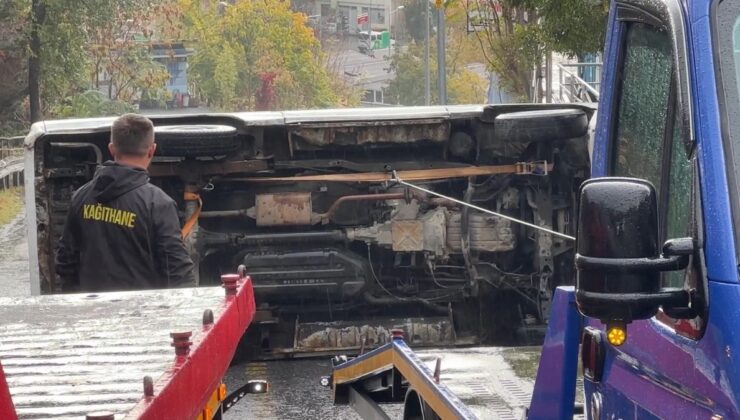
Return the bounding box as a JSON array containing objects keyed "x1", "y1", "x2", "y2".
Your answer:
[{"x1": 575, "y1": 178, "x2": 691, "y2": 324}]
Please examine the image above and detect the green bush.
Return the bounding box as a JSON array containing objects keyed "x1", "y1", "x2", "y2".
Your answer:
[{"x1": 51, "y1": 90, "x2": 135, "y2": 119}]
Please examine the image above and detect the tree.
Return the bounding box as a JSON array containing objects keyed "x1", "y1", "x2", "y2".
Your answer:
[
  {"x1": 384, "y1": 43, "x2": 487, "y2": 105},
  {"x1": 51, "y1": 90, "x2": 135, "y2": 119},
  {"x1": 465, "y1": 0, "x2": 608, "y2": 101},
  {"x1": 180, "y1": 0, "x2": 345, "y2": 111},
  {"x1": 29, "y1": 0, "x2": 44, "y2": 122},
  {"x1": 387, "y1": 0, "x2": 487, "y2": 106},
  {"x1": 464, "y1": 0, "x2": 543, "y2": 101},
  {"x1": 322, "y1": 38, "x2": 363, "y2": 107},
  {"x1": 0, "y1": 1, "x2": 29, "y2": 135},
  {"x1": 87, "y1": 1, "x2": 179, "y2": 103},
  {"x1": 29, "y1": 0, "x2": 115, "y2": 122},
  {"x1": 2, "y1": 0, "x2": 177, "y2": 135},
  {"x1": 448, "y1": 67, "x2": 488, "y2": 104},
  {"x1": 17, "y1": 0, "x2": 176, "y2": 126},
  {"x1": 402, "y1": 0, "x2": 435, "y2": 44},
  {"x1": 385, "y1": 44, "x2": 436, "y2": 106},
  {"x1": 535, "y1": 0, "x2": 608, "y2": 58}
]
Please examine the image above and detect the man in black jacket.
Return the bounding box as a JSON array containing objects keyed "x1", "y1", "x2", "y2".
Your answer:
[{"x1": 55, "y1": 114, "x2": 195, "y2": 291}]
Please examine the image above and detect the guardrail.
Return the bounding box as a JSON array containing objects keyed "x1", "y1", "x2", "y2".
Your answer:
[
  {"x1": 0, "y1": 137, "x2": 24, "y2": 161},
  {"x1": 557, "y1": 63, "x2": 601, "y2": 103},
  {"x1": 0, "y1": 137, "x2": 24, "y2": 191}
]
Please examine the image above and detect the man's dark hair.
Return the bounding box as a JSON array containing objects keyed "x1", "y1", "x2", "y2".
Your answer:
[{"x1": 111, "y1": 114, "x2": 154, "y2": 156}]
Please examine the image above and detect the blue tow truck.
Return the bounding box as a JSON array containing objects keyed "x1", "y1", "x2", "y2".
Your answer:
[{"x1": 327, "y1": 0, "x2": 740, "y2": 418}]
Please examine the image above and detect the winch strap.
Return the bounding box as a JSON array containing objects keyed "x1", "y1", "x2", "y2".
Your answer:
[
  {"x1": 235, "y1": 162, "x2": 552, "y2": 183},
  {"x1": 181, "y1": 192, "x2": 202, "y2": 239}
]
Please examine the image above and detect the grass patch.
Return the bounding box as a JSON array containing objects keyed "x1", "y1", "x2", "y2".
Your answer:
[
  {"x1": 501, "y1": 346, "x2": 542, "y2": 380},
  {"x1": 502, "y1": 345, "x2": 585, "y2": 403},
  {"x1": 0, "y1": 187, "x2": 23, "y2": 225}
]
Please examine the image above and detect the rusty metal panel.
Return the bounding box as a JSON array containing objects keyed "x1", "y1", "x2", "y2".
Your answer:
[
  {"x1": 255, "y1": 192, "x2": 312, "y2": 226},
  {"x1": 447, "y1": 213, "x2": 516, "y2": 252},
  {"x1": 391, "y1": 220, "x2": 424, "y2": 251},
  {"x1": 294, "y1": 318, "x2": 455, "y2": 351},
  {"x1": 283, "y1": 107, "x2": 451, "y2": 124},
  {"x1": 290, "y1": 121, "x2": 450, "y2": 149},
  {"x1": 0, "y1": 287, "x2": 231, "y2": 419}
]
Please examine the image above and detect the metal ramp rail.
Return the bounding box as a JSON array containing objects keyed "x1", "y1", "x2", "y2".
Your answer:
[{"x1": 328, "y1": 330, "x2": 478, "y2": 420}]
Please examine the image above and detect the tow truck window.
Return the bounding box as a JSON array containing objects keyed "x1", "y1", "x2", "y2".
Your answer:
[
  {"x1": 664, "y1": 110, "x2": 693, "y2": 288},
  {"x1": 611, "y1": 21, "x2": 693, "y2": 289},
  {"x1": 612, "y1": 23, "x2": 673, "y2": 193}
]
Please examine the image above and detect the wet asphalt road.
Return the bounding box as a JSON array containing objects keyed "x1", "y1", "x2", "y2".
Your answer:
[
  {"x1": 223, "y1": 347, "x2": 543, "y2": 419},
  {"x1": 0, "y1": 204, "x2": 563, "y2": 419},
  {"x1": 0, "y1": 209, "x2": 30, "y2": 297}
]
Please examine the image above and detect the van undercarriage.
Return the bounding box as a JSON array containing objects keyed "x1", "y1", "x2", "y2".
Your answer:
[{"x1": 30, "y1": 105, "x2": 593, "y2": 355}]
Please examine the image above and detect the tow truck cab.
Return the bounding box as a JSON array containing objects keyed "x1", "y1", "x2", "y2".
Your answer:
[{"x1": 565, "y1": 0, "x2": 740, "y2": 417}]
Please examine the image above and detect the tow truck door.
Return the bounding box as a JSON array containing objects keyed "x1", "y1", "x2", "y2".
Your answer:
[{"x1": 584, "y1": 0, "x2": 739, "y2": 418}]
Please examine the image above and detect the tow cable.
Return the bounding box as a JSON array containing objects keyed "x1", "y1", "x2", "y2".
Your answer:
[{"x1": 390, "y1": 170, "x2": 576, "y2": 242}]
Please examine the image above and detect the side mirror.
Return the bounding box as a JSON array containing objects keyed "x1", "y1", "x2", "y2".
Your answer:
[{"x1": 575, "y1": 178, "x2": 692, "y2": 341}]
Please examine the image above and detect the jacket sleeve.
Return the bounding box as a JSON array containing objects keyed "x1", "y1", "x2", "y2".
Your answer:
[
  {"x1": 153, "y1": 197, "x2": 196, "y2": 288},
  {"x1": 55, "y1": 204, "x2": 81, "y2": 292}
]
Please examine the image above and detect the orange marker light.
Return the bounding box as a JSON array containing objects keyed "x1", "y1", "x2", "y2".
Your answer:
[
  {"x1": 218, "y1": 383, "x2": 227, "y2": 401},
  {"x1": 606, "y1": 321, "x2": 627, "y2": 346}
]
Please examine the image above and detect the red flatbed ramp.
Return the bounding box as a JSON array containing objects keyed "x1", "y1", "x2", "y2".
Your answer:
[{"x1": 0, "y1": 276, "x2": 255, "y2": 419}]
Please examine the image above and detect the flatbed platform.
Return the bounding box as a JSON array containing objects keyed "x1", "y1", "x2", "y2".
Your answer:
[{"x1": 0, "y1": 279, "x2": 255, "y2": 420}]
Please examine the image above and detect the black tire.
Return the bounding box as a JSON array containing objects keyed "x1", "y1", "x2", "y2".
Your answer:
[
  {"x1": 154, "y1": 125, "x2": 240, "y2": 157},
  {"x1": 403, "y1": 390, "x2": 440, "y2": 420},
  {"x1": 492, "y1": 109, "x2": 589, "y2": 143}
]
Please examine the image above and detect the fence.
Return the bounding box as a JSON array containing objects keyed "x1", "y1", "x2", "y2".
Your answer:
[
  {"x1": 0, "y1": 137, "x2": 24, "y2": 191},
  {"x1": 0, "y1": 137, "x2": 24, "y2": 160},
  {"x1": 557, "y1": 63, "x2": 602, "y2": 103}
]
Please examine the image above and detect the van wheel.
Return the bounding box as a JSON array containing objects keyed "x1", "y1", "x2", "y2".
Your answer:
[
  {"x1": 403, "y1": 389, "x2": 439, "y2": 420},
  {"x1": 154, "y1": 125, "x2": 240, "y2": 157}
]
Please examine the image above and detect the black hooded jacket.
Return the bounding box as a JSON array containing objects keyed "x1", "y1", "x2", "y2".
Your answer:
[{"x1": 55, "y1": 161, "x2": 195, "y2": 291}]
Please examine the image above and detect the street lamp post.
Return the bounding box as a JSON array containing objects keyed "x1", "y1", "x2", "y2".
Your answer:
[
  {"x1": 424, "y1": 0, "x2": 430, "y2": 105},
  {"x1": 389, "y1": 5, "x2": 404, "y2": 57},
  {"x1": 436, "y1": 4, "x2": 446, "y2": 105}
]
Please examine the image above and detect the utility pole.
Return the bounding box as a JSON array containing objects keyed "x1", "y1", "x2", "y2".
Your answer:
[
  {"x1": 389, "y1": 6, "x2": 404, "y2": 57},
  {"x1": 388, "y1": 15, "x2": 392, "y2": 57},
  {"x1": 545, "y1": 51, "x2": 552, "y2": 103},
  {"x1": 436, "y1": 3, "x2": 446, "y2": 105},
  {"x1": 29, "y1": 0, "x2": 45, "y2": 123},
  {"x1": 424, "y1": 0, "x2": 431, "y2": 106},
  {"x1": 368, "y1": 0, "x2": 372, "y2": 42}
]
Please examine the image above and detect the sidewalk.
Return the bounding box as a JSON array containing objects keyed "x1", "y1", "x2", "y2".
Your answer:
[{"x1": 0, "y1": 208, "x2": 30, "y2": 297}]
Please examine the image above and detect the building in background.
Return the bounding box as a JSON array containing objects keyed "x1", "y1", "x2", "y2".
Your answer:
[
  {"x1": 316, "y1": 0, "x2": 394, "y2": 34},
  {"x1": 94, "y1": 40, "x2": 195, "y2": 110},
  {"x1": 150, "y1": 42, "x2": 194, "y2": 108}
]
